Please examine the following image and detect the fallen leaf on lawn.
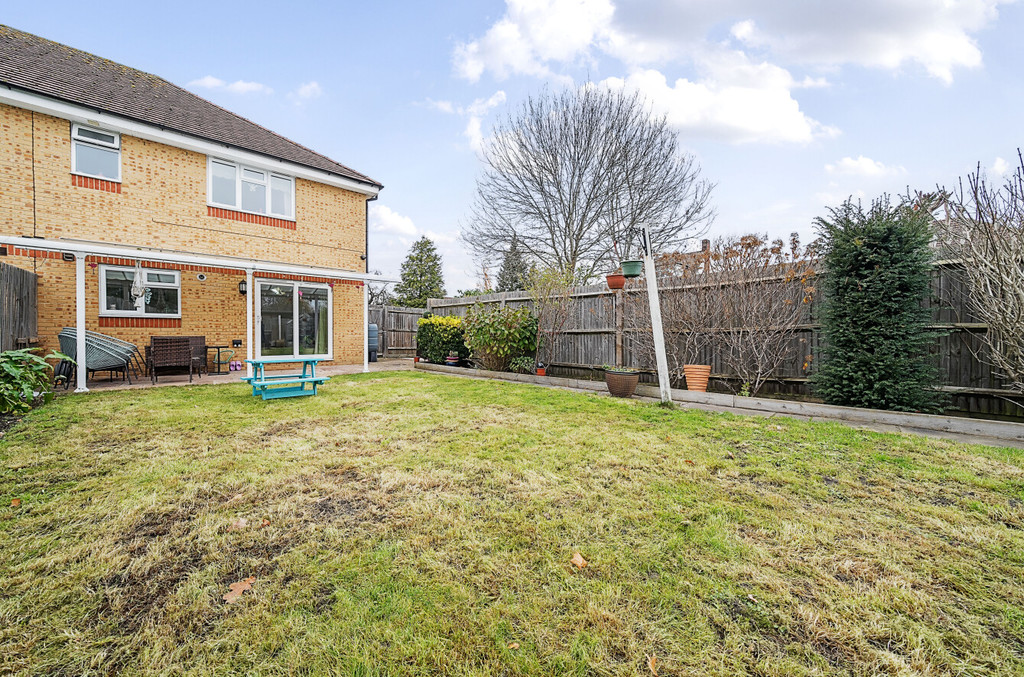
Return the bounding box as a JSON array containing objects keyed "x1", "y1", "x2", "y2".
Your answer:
[
  {"x1": 228, "y1": 517, "x2": 248, "y2": 531},
  {"x1": 726, "y1": 451, "x2": 735, "y2": 459},
  {"x1": 10, "y1": 498, "x2": 21, "y2": 507},
  {"x1": 747, "y1": 594, "x2": 758, "y2": 604},
  {"x1": 571, "y1": 552, "x2": 588, "y2": 569},
  {"x1": 223, "y1": 576, "x2": 256, "y2": 603},
  {"x1": 646, "y1": 654, "x2": 659, "y2": 675},
  {"x1": 260, "y1": 518, "x2": 271, "y2": 527},
  {"x1": 507, "y1": 642, "x2": 520, "y2": 650},
  {"x1": 684, "y1": 459, "x2": 695, "y2": 465}
]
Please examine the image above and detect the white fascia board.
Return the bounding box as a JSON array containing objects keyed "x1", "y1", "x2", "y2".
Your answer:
[
  {"x1": 0, "y1": 235, "x2": 399, "y2": 284},
  {"x1": 0, "y1": 85, "x2": 381, "y2": 198}
]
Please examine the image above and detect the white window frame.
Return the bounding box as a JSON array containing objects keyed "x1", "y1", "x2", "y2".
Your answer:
[
  {"x1": 255, "y1": 279, "x2": 333, "y2": 360},
  {"x1": 71, "y1": 123, "x2": 122, "y2": 182},
  {"x1": 98, "y1": 265, "x2": 181, "y2": 318},
  {"x1": 207, "y1": 157, "x2": 295, "y2": 220}
]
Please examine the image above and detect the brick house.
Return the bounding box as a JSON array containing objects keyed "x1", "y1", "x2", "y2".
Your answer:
[{"x1": 0, "y1": 26, "x2": 388, "y2": 391}]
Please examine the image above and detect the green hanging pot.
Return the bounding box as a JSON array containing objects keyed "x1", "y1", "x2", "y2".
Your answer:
[{"x1": 620, "y1": 260, "x2": 643, "y2": 278}]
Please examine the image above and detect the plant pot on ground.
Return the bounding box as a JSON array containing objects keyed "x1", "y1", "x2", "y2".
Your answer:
[
  {"x1": 683, "y1": 364, "x2": 712, "y2": 392},
  {"x1": 604, "y1": 365, "x2": 640, "y2": 398},
  {"x1": 620, "y1": 260, "x2": 643, "y2": 278},
  {"x1": 445, "y1": 352, "x2": 460, "y2": 366},
  {"x1": 536, "y1": 363, "x2": 546, "y2": 377}
]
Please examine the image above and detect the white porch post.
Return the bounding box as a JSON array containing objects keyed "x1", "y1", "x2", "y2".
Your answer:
[
  {"x1": 641, "y1": 224, "x2": 672, "y2": 404},
  {"x1": 74, "y1": 254, "x2": 88, "y2": 393},
  {"x1": 362, "y1": 281, "x2": 369, "y2": 373},
  {"x1": 245, "y1": 269, "x2": 254, "y2": 378}
]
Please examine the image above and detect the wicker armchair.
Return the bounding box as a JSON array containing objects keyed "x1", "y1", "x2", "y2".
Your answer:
[{"x1": 148, "y1": 336, "x2": 194, "y2": 384}]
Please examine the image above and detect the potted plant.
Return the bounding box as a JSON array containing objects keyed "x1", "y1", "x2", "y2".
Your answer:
[
  {"x1": 445, "y1": 351, "x2": 460, "y2": 366},
  {"x1": 536, "y1": 362, "x2": 546, "y2": 377},
  {"x1": 682, "y1": 364, "x2": 712, "y2": 392},
  {"x1": 606, "y1": 268, "x2": 626, "y2": 290},
  {"x1": 603, "y1": 364, "x2": 640, "y2": 398},
  {"x1": 620, "y1": 260, "x2": 643, "y2": 278}
]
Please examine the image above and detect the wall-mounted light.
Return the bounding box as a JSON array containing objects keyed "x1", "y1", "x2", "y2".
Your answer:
[{"x1": 238, "y1": 280, "x2": 248, "y2": 295}]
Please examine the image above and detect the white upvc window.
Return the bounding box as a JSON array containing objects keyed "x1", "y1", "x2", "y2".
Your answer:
[
  {"x1": 207, "y1": 157, "x2": 295, "y2": 219},
  {"x1": 71, "y1": 123, "x2": 121, "y2": 181},
  {"x1": 99, "y1": 265, "x2": 181, "y2": 318},
  {"x1": 256, "y1": 280, "x2": 332, "y2": 360}
]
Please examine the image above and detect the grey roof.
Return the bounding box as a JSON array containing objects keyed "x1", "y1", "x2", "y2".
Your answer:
[{"x1": 0, "y1": 26, "x2": 381, "y2": 189}]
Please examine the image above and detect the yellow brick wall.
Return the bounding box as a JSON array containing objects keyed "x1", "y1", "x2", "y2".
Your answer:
[{"x1": 0, "y1": 104, "x2": 369, "y2": 366}]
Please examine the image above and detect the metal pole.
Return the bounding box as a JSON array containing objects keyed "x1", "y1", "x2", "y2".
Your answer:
[
  {"x1": 641, "y1": 224, "x2": 672, "y2": 404},
  {"x1": 74, "y1": 253, "x2": 88, "y2": 393},
  {"x1": 245, "y1": 269, "x2": 253, "y2": 378},
  {"x1": 362, "y1": 282, "x2": 369, "y2": 373}
]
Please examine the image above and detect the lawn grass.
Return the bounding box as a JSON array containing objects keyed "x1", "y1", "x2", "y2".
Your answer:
[{"x1": 1, "y1": 371, "x2": 1023, "y2": 676}]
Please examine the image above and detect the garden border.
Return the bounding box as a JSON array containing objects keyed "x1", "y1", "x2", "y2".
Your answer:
[{"x1": 415, "y1": 362, "x2": 1024, "y2": 447}]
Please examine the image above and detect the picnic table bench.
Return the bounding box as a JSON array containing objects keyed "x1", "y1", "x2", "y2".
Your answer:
[{"x1": 241, "y1": 357, "x2": 329, "y2": 400}]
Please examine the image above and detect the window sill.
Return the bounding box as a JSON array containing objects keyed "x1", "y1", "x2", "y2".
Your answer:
[
  {"x1": 72, "y1": 174, "x2": 121, "y2": 193},
  {"x1": 208, "y1": 205, "x2": 296, "y2": 229},
  {"x1": 99, "y1": 316, "x2": 182, "y2": 328}
]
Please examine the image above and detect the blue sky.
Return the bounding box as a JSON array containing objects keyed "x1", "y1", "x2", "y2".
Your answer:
[{"x1": 6, "y1": 1, "x2": 1024, "y2": 291}]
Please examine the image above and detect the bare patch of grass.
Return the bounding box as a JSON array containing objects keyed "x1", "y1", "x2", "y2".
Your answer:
[{"x1": 1, "y1": 372, "x2": 1023, "y2": 675}]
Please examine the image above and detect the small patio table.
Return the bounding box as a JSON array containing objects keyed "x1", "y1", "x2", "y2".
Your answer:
[
  {"x1": 240, "y1": 357, "x2": 329, "y2": 400},
  {"x1": 208, "y1": 345, "x2": 231, "y2": 374}
]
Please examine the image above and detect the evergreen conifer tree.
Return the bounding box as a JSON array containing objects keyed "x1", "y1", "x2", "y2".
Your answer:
[
  {"x1": 393, "y1": 237, "x2": 445, "y2": 308},
  {"x1": 814, "y1": 197, "x2": 943, "y2": 412},
  {"x1": 495, "y1": 236, "x2": 531, "y2": 292}
]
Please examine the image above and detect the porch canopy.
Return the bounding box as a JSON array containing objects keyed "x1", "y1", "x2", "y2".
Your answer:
[{"x1": 0, "y1": 235, "x2": 397, "y2": 392}]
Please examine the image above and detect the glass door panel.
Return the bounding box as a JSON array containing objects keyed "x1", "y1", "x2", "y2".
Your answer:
[
  {"x1": 298, "y1": 286, "x2": 330, "y2": 355},
  {"x1": 260, "y1": 284, "x2": 294, "y2": 356}
]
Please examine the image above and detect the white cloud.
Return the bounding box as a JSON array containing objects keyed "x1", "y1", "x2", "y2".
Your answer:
[
  {"x1": 370, "y1": 204, "x2": 418, "y2": 236},
  {"x1": 825, "y1": 155, "x2": 907, "y2": 177},
  {"x1": 601, "y1": 55, "x2": 839, "y2": 144},
  {"x1": 454, "y1": 1, "x2": 1010, "y2": 87},
  {"x1": 188, "y1": 75, "x2": 273, "y2": 95},
  {"x1": 294, "y1": 81, "x2": 323, "y2": 100},
  {"x1": 453, "y1": 0, "x2": 613, "y2": 82},
  {"x1": 425, "y1": 91, "x2": 508, "y2": 152},
  {"x1": 992, "y1": 156, "x2": 1010, "y2": 177}
]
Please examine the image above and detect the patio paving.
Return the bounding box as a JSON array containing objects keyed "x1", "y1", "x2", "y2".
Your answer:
[{"x1": 64, "y1": 358, "x2": 413, "y2": 393}]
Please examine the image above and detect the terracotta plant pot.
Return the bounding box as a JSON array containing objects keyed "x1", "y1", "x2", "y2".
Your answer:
[
  {"x1": 620, "y1": 260, "x2": 643, "y2": 278},
  {"x1": 683, "y1": 364, "x2": 712, "y2": 392},
  {"x1": 606, "y1": 273, "x2": 626, "y2": 290},
  {"x1": 536, "y1": 367, "x2": 546, "y2": 377},
  {"x1": 605, "y1": 370, "x2": 640, "y2": 398}
]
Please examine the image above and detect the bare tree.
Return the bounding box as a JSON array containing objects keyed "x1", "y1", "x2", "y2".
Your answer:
[
  {"x1": 462, "y1": 86, "x2": 715, "y2": 282},
  {"x1": 622, "y1": 252, "x2": 716, "y2": 381},
  {"x1": 527, "y1": 266, "x2": 577, "y2": 367},
  {"x1": 707, "y1": 235, "x2": 818, "y2": 395},
  {"x1": 366, "y1": 269, "x2": 392, "y2": 307},
  {"x1": 933, "y1": 155, "x2": 1024, "y2": 393},
  {"x1": 624, "y1": 235, "x2": 817, "y2": 394}
]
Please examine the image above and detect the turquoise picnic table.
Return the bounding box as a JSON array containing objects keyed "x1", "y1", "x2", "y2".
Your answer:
[{"x1": 240, "y1": 357, "x2": 329, "y2": 400}]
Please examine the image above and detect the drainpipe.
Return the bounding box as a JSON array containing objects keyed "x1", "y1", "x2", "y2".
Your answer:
[
  {"x1": 74, "y1": 254, "x2": 88, "y2": 393},
  {"x1": 364, "y1": 194, "x2": 377, "y2": 274}
]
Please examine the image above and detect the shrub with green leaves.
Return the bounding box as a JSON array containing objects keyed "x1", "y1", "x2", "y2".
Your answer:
[
  {"x1": 1, "y1": 349, "x2": 70, "y2": 415},
  {"x1": 462, "y1": 304, "x2": 538, "y2": 372},
  {"x1": 509, "y1": 356, "x2": 535, "y2": 374},
  {"x1": 814, "y1": 196, "x2": 944, "y2": 412},
  {"x1": 416, "y1": 315, "x2": 469, "y2": 364}
]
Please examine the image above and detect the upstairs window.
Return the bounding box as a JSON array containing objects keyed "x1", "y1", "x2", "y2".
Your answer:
[
  {"x1": 72, "y1": 124, "x2": 121, "y2": 181},
  {"x1": 208, "y1": 158, "x2": 295, "y2": 219}
]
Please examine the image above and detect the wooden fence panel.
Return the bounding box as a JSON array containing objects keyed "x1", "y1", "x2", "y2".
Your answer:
[
  {"x1": 0, "y1": 261, "x2": 38, "y2": 352},
  {"x1": 368, "y1": 305, "x2": 426, "y2": 357},
  {"x1": 425, "y1": 263, "x2": 1021, "y2": 418}
]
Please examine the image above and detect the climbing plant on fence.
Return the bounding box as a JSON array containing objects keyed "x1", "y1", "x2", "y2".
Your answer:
[{"x1": 814, "y1": 196, "x2": 945, "y2": 412}]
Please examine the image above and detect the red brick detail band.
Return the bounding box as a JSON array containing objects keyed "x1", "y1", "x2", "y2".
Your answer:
[
  {"x1": 99, "y1": 317, "x2": 182, "y2": 328},
  {"x1": 3, "y1": 251, "x2": 364, "y2": 285},
  {"x1": 208, "y1": 206, "x2": 296, "y2": 230},
  {"x1": 72, "y1": 174, "x2": 122, "y2": 193}
]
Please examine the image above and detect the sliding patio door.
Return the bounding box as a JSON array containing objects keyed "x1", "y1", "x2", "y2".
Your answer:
[{"x1": 256, "y1": 281, "x2": 332, "y2": 359}]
